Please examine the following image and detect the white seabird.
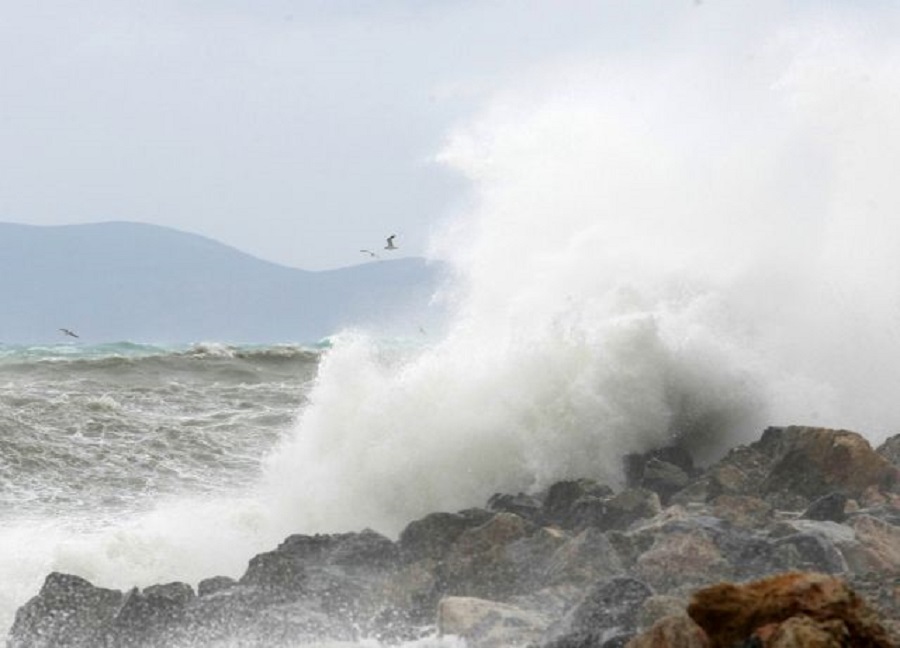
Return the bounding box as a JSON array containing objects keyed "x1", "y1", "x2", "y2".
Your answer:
[
  {"x1": 384, "y1": 235, "x2": 398, "y2": 250},
  {"x1": 59, "y1": 328, "x2": 79, "y2": 339},
  {"x1": 360, "y1": 249, "x2": 379, "y2": 258}
]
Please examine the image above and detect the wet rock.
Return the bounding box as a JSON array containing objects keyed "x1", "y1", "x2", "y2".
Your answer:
[
  {"x1": 541, "y1": 577, "x2": 654, "y2": 648},
  {"x1": 12, "y1": 425, "x2": 900, "y2": 647},
  {"x1": 438, "y1": 596, "x2": 549, "y2": 648},
  {"x1": 758, "y1": 426, "x2": 900, "y2": 502},
  {"x1": 488, "y1": 492, "x2": 543, "y2": 523},
  {"x1": 704, "y1": 445, "x2": 772, "y2": 500},
  {"x1": 710, "y1": 495, "x2": 772, "y2": 529},
  {"x1": 635, "y1": 528, "x2": 730, "y2": 592},
  {"x1": 543, "y1": 527, "x2": 626, "y2": 587},
  {"x1": 197, "y1": 575, "x2": 237, "y2": 597},
  {"x1": 240, "y1": 528, "x2": 397, "y2": 593},
  {"x1": 687, "y1": 571, "x2": 895, "y2": 648},
  {"x1": 8, "y1": 572, "x2": 123, "y2": 648},
  {"x1": 543, "y1": 479, "x2": 614, "y2": 527},
  {"x1": 624, "y1": 446, "x2": 695, "y2": 488},
  {"x1": 843, "y1": 513, "x2": 900, "y2": 574},
  {"x1": 636, "y1": 595, "x2": 689, "y2": 632},
  {"x1": 771, "y1": 532, "x2": 848, "y2": 574},
  {"x1": 564, "y1": 488, "x2": 662, "y2": 533},
  {"x1": 625, "y1": 615, "x2": 708, "y2": 648},
  {"x1": 108, "y1": 582, "x2": 195, "y2": 645},
  {"x1": 639, "y1": 459, "x2": 692, "y2": 504},
  {"x1": 801, "y1": 491, "x2": 848, "y2": 523},
  {"x1": 876, "y1": 433, "x2": 900, "y2": 468},
  {"x1": 398, "y1": 508, "x2": 494, "y2": 562},
  {"x1": 439, "y1": 512, "x2": 532, "y2": 599}
]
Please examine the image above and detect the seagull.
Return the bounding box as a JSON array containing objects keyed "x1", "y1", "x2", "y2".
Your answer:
[
  {"x1": 59, "y1": 328, "x2": 79, "y2": 339},
  {"x1": 384, "y1": 235, "x2": 398, "y2": 250},
  {"x1": 360, "y1": 249, "x2": 379, "y2": 258}
]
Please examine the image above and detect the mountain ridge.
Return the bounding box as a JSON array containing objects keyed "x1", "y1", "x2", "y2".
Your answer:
[{"x1": 0, "y1": 221, "x2": 446, "y2": 344}]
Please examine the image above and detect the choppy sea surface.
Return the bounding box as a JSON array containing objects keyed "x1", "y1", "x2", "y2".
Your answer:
[{"x1": 0, "y1": 341, "x2": 328, "y2": 636}]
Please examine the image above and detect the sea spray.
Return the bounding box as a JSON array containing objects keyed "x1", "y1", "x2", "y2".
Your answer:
[{"x1": 261, "y1": 8, "x2": 900, "y2": 537}]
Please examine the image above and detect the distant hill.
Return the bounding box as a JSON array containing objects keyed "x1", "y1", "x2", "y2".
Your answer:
[{"x1": 0, "y1": 222, "x2": 448, "y2": 344}]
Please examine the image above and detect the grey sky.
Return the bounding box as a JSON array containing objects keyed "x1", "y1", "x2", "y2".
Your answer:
[
  {"x1": 0, "y1": 1, "x2": 860, "y2": 270},
  {"x1": 0, "y1": 1, "x2": 692, "y2": 269}
]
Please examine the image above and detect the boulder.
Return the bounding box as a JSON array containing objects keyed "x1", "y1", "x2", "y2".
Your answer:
[
  {"x1": 8, "y1": 572, "x2": 123, "y2": 648},
  {"x1": 842, "y1": 514, "x2": 900, "y2": 574},
  {"x1": 543, "y1": 479, "x2": 614, "y2": 527},
  {"x1": 624, "y1": 615, "x2": 708, "y2": 648},
  {"x1": 543, "y1": 527, "x2": 626, "y2": 587},
  {"x1": 541, "y1": 577, "x2": 654, "y2": 648},
  {"x1": 639, "y1": 459, "x2": 692, "y2": 505},
  {"x1": 438, "y1": 596, "x2": 549, "y2": 648},
  {"x1": 876, "y1": 433, "x2": 900, "y2": 468},
  {"x1": 758, "y1": 426, "x2": 900, "y2": 502},
  {"x1": 108, "y1": 582, "x2": 195, "y2": 645},
  {"x1": 801, "y1": 491, "x2": 848, "y2": 523},
  {"x1": 398, "y1": 508, "x2": 494, "y2": 562},
  {"x1": 438, "y1": 512, "x2": 532, "y2": 599},
  {"x1": 197, "y1": 575, "x2": 237, "y2": 597},
  {"x1": 687, "y1": 571, "x2": 895, "y2": 648},
  {"x1": 635, "y1": 528, "x2": 730, "y2": 592},
  {"x1": 564, "y1": 489, "x2": 662, "y2": 533},
  {"x1": 710, "y1": 495, "x2": 773, "y2": 529},
  {"x1": 487, "y1": 491, "x2": 543, "y2": 523}
]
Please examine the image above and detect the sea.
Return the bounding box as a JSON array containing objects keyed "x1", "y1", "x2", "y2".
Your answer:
[{"x1": 5, "y1": 5, "x2": 900, "y2": 645}]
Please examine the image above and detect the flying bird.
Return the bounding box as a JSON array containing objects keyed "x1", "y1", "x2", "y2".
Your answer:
[
  {"x1": 360, "y1": 249, "x2": 379, "y2": 258},
  {"x1": 59, "y1": 328, "x2": 79, "y2": 339},
  {"x1": 384, "y1": 235, "x2": 398, "y2": 250}
]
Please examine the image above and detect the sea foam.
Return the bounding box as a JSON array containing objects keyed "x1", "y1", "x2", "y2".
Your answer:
[{"x1": 261, "y1": 6, "x2": 900, "y2": 537}]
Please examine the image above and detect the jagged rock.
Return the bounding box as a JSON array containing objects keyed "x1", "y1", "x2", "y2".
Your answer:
[
  {"x1": 842, "y1": 513, "x2": 900, "y2": 574},
  {"x1": 543, "y1": 479, "x2": 614, "y2": 527},
  {"x1": 240, "y1": 528, "x2": 396, "y2": 594},
  {"x1": 11, "y1": 426, "x2": 900, "y2": 647},
  {"x1": 758, "y1": 426, "x2": 900, "y2": 502},
  {"x1": 687, "y1": 571, "x2": 895, "y2": 648},
  {"x1": 624, "y1": 446, "x2": 695, "y2": 488},
  {"x1": 710, "y1": 495, "x2": 773, "y2": 528},
  {"x1": 488, "y1": 491, "x2": 543, "y2": 522},
  {"x1": 771, "y1": 531, "x2": 848, "y2": 574},
  {"x1": 801, "y1": 491, "x2": 848, "y2": 523},
  {"x1": 876, "y1": 433, "x2": 900, "y2": 468},
  {"x1": 541, "y1": 577, "x2": 654, "y2": 648},
  {"x1": 380, "y1": 558, "x2": 441, "y2": 625},
  {"x1": 398, "y1": 508, "x2": 494, "y2": 562},
  {"x1": 197, "y1": 575, "x2": 236, "y2": 597},
  {"x1": 635, "y1": 528, "x2": 730, "y2": 592},
  {"x1": 8, "y1": 572, "x2": 123, "y2": 648},
  {"x1": 543, "y1": 527, "x2": 626, "y2": 587},
  {"x1": 439, "y1": 512, "x2": 532, "y2": 599},
  {"x1": 624, "y1": 615, "x2": 708, "y2": 648},
  {"x1": 564, "y1": 489, "x2": 662, "y2": 533},
  {"x1": 437, "y1": 596, "x2": 549, "y2": 648},
  {"x1": 704, "y1": 444, "x2": 771, "y2": 500},
  {"x1": 108, "y1": 582, "x2": 195, "y2": 646},
  {"x1": 639, "y1": 459, "x2": 692, "y2": 504},
  {"x1": 636, "y1": 595, "x2": 689, "y2": 632}
]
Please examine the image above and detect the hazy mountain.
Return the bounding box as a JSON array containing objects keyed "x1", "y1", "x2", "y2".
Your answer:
[{"x1": 0, "y1": 222, "x2": 448, "y2": 344}]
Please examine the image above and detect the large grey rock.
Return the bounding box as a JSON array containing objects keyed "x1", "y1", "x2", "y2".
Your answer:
[
  {"x1": 8, "y1": 572, "x2": 124, "y2": 648},
  {"x1": 543, "y1": 479, "x2": 614, "y2": 527},
  {"x1": 398, "y1": 508, "x2": 494, "y2": 562},
  {"x1": 540, "y1": 577, "x2": 654, "y2": 648},
  {"x1": 438, "y1": 596, "x2": 550, "y2": 648}
]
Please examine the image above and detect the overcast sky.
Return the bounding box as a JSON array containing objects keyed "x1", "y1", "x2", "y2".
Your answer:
[{"x1": 0, "y1": 0, "x2": 878, "y2": 270}]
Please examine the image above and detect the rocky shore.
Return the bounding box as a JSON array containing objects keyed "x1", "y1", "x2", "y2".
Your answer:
[{"x1": 9, "y1": 425, "x2": 900, "y2": 647}]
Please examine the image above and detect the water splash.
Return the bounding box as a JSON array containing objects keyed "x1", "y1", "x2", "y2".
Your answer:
[{"x1": 262, "y1": 6, "x2": 900, "y2": 537}]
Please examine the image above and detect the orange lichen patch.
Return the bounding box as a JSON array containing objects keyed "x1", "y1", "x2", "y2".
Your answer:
[{"x1": 687, "y1": 572, "x2": 894, "y2": 648}]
